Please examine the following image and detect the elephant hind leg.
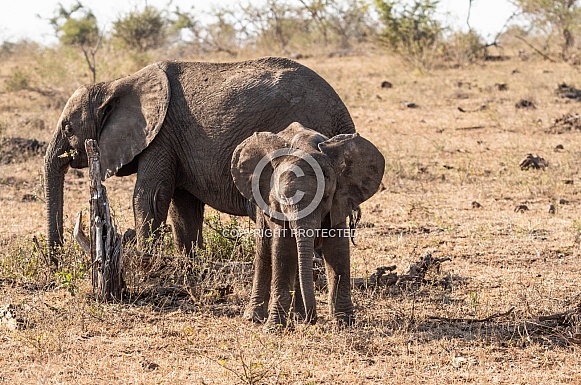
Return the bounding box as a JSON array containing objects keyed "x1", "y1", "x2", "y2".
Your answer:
[{"x1": 169, "y1": 188, "x2": 204, "y2": 255}]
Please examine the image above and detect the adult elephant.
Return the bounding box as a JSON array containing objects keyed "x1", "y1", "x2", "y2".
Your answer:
[{"x1": 45, "y1": 57, "x2": 355, "y2": 261}]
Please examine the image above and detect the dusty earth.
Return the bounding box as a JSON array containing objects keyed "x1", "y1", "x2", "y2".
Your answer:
[{"x1": 0, "y1": 51, "x2": 580, "y2": 384}]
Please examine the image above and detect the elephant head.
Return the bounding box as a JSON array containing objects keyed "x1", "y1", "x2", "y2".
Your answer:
[
  {"x1": 231, "y1": 122, "x2": 385, "y2": 324},
  {"x1": 44, "y1": 63, "x2": 170, "y2": 255}
]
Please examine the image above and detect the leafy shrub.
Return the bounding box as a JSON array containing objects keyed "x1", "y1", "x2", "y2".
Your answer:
[
  {"x1": 374, "y1": 0, "x2": 443, "y2": 69},
  {"x1": 202, "y1": 213, "x2": 255, "y2": 263},
  {"x1": 441, "y1": 30, "x2": 487, "y2": 64}
]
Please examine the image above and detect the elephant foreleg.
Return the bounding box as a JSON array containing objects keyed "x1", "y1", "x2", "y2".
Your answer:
[
  {"x1": 267, "y1": 232, "x2": 298, "y2": 329},
  {"x1": 169, "y1": 188, "x2": 204, "y2": 255},
  {"x1": 133, "y1": 165, "x2": 175, "y2": 253},
  {"x1": 244, "y1": 215, "x2": 271, "y2": 323},
  {"x1": 321, "y1": 222, "x2": 354, "y2": 326}
]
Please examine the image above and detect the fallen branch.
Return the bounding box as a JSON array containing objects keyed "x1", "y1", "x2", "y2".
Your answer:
[
  {"x1": 455, "y1": 125, "x2": 485, "y2": 131},
  {"x1": 428, "y1": 307, "x2": 514, "y2": 324},
  {"x1": 538, "y1": 305, "x2": 581, "y2": 325},
  {"x1": 515, "y1": 35, "x2": 557, "y2": 63},
  {"x1": 349, "y1": 251, "x2": 451, "y2": 290},
  {"x1": 74, "y1": 211, "x2": 91, "y2": 254}
]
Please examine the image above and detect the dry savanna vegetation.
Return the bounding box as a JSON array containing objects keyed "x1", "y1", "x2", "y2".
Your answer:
[{"x1": 2, "y1": 2, "x2": 581, "y2": 382}]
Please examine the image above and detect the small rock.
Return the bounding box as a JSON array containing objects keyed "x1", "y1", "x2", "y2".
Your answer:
[
  {"x1": 402, "y1": 101, "x2": 418, "y2": 108},
  {"x1": 554, "y1": 144, "x2": 565, "y2": 152},
  {"x1": 548, "y1": 204, "x2": 556, "y2": 214},
  {"x1": 471, "y1": 201, "x2": 482, "y2": 209},
  {"x1": 559, "y1": 199, "x2": 570, "y2": 205},
  {"x1": 380, "y1": 81, "x2": 393, "y2": 89},
  {"x1": 515, "y1": 205, "x2": 529, "y2": 213},
  {"x1": 564, "y1": 180, "x2": 574, "y2": 185}
]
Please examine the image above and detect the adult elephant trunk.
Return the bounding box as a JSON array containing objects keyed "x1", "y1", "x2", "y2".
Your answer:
[
  {"x1": 295, "y1": 230, "x2": 317, "y2": 324},
  {"x1": 44, "y1": 131, "x2": 70, "y2": 256}
]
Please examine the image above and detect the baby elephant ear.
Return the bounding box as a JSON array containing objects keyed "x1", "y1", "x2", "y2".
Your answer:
[
  {"x1": 231, "y1": 132, "x2": 289, "y2": 207},
  {"x1": 319, "y1": 134, "x2": 385, "y2": 227},
  {"x1": 98, "y1": 63, "x2": 170, "y2": 180}
]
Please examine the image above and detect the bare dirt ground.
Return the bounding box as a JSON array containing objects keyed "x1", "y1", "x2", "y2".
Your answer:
[{"x1": 1, "y1": 51, "x2": 580, "y2": 384}]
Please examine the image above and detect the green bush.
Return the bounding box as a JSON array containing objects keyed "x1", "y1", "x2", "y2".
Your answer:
[
  {"x1": 202, "y1": 213, "x2": 255, "y2": 263},
  {"x1": 374, "y1": 0, "x2": 443, "y2": 69}
]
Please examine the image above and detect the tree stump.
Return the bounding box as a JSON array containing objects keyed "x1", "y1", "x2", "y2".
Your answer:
[{"x1": 85, "y1": 139, "x2": 124, "y2": 301}]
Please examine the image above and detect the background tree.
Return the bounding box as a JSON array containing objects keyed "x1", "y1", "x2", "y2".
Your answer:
[
  {"x1": 171, "y1": 6, "x2": 244, "y2": 56},
  {"x1": 298, "y1": 0, "x2": 372, "y2": 49},
  {"x1": 112, "y1": 6, "x2": 168, "y2": 52},
  {"x1": 510, "y1": 0, "x2": 580, "y2": 59},
  {"x1": 49, "y1": 1, "x2": 101, "y2": 82},
  {"x1": 242, "y1": 0, "x2": 302, "y2": 52}
]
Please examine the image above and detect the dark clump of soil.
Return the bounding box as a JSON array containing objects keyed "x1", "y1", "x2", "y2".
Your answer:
[
  {"x1": 515, "y1": 99, "x2": 536, "y2": 109},
  {"x1": 546, "y1": 113, "x2": 581, "y2": 133},
  {"x1": 556, "y1": 83, "x2": 581, "y2": 101},
  {"x1": 0, "y1": 137, "x2": 47, "y2": 165}
]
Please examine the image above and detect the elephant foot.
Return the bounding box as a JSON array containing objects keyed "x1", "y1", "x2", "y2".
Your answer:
[
  {"x1": 292, "y1": 311, "x2": 317, "y2": 325},
  {"x1": 243, "y1": 306, "x2": 267, "y2": 323},
  {"x1": 334, "y1": 312, "x2": 355, "y2": 327},
  {"x1": 291, "y1": 300, "x2": 306, "y2": 322},
  {"x1": 291, "y1": 297, "x2": 318, "y2": 324},
  {"x1": 263, "y1": 317, "x2": 292, "y2": 333},
  {"x1": 122, "y1": 228, "x2": 137, "y2": 246}
]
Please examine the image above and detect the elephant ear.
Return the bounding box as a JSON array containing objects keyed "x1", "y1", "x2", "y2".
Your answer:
[
  {"x1": 231, "y1": 132, "x2": 289, "y2": 215},
  {"x1": 319, "y1": 134, "x2": 385, "y2": 227},
  {"x1": 97, "y1": 63, "x2": 170, "y2": 180}
]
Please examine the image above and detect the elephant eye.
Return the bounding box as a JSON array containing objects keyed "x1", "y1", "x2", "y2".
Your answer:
[{"x1": 64, "y1": 124, "x2": 73, "y2": 137}]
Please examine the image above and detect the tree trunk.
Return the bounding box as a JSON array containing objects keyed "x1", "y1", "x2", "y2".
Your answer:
[{"x1": 86, "y1": 139, "x2": 124, "y2": 301}]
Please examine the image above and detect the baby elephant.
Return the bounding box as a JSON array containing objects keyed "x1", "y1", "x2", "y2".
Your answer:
[{"x1": 231, "y1": 122, "x2": 385, "y2": 329}]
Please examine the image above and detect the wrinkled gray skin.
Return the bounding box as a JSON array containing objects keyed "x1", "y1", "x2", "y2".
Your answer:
[
  {"x1": 45, "y1": 58, "x2": 356, "y2": 262},
  {"x1": 231, "y1": 122, "x2": 385, "y2": 328}
]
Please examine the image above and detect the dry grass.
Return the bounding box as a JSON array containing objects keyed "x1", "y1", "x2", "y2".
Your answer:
[{"x1": 1, "y1": 48, "x2": 581, "y2": 384}]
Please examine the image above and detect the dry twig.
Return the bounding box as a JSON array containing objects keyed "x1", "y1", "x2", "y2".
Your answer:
[{"x1": 428, "y1": 307, "x2": 515, "y2": 324}]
